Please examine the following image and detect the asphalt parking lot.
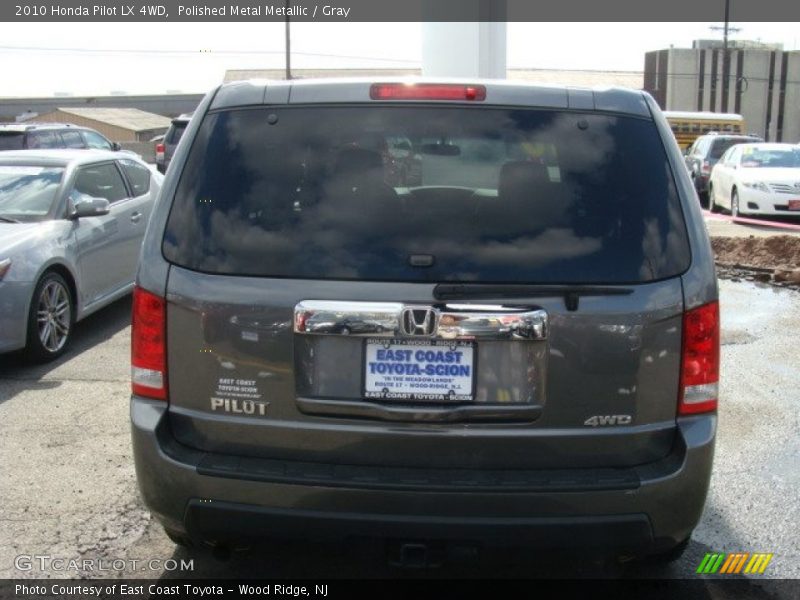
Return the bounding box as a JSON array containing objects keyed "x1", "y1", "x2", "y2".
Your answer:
[{"x1": 0, "y1": 279, "x2": 798, "y2": 594}]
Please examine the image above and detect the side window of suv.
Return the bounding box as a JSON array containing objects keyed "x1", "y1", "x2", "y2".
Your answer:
[
  {"x1": 71, "y1": 163, "x2": 129, "y2": 204},
  {"x1": 60, "y1": 130, "x2": 86, "y2": 149},
  {"x1": 27, "y1": 130, "x2": 62, "y2": 149},
  {"x1": 118, "y1": 159, "x2": 151, "y2": 196},
  {"x1": 82, "y1": 130, "x2": 113, "y2": 150}
]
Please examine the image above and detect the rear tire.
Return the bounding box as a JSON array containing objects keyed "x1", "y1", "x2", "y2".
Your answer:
[
  {"x1": 731, "y1": 189, "x2": 740, "y2": 219},
  {"x1": 25, "y1": 271, "x2": 74, "y2": 362}
]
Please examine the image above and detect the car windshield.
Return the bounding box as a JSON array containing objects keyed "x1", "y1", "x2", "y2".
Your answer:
[
  {"x1": 0, "y1": 166, "x2": 64, "y2": 221},
  {"x1": 163, "y1": 106, "x2": 690, "y2": 284},
  {"x1": 0, "y1": 132, "x2": 25, "y2": 150},
  {"x1": 741, "y1": 148, "x2": 800, "y2": 168}
]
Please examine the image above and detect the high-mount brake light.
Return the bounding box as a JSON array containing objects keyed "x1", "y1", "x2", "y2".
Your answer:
[
  {"x1": 131, "y1": 286, "x2": 167, "y2": 401},
  {"x1": 679, "y1": 301, "x2": 720, "y2": 415},
  {"x1": 370, "y1": 83, "x2": 486, "y2": 101}
]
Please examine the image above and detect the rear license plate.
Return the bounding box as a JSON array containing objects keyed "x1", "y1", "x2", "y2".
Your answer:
[
  {"x1": 788, "y1": 200, "x2": 800, "y2": 211},
  {"x1": 364, "y1": 338, "x2": 476, "y2": 402}
]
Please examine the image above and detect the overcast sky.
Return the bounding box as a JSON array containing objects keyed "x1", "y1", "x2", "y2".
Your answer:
[{"x1": 0, "y1": 21, "x2": 798, "y2": 97}]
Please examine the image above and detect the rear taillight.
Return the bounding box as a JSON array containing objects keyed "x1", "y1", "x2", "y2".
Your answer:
[
  {"x1": 155, "y1": 143, "x2": 165, "y2": 157},
  {"x1": 679, "y1": 301, "x2": 719, "y2": 415},
  {"x1": 701, "y1": 160, "x2": 711, "y2": 174},
  {"x1": 132, "y1": 286, "x2": 167, "y2": 401},
  {"x1": 370, "y1": 83, "x2": 486, "y2": 101}
]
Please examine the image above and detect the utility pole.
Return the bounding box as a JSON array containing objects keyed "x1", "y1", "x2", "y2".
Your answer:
[
  {"x1": 709, "y1": 0, "x2": 741, "y2": 112},
  {"x1": 284, "y1": 0, "x2": 292, "y2": 80},
  {"x1": 722, "y1": 0, "x2": 729, "y2": 111},
  {"x1": 723, "y1": 0, "x2": 730, "y2": 54},
  {"x1": 709, "y1": 3, "x2": 741, "y2": 48}
]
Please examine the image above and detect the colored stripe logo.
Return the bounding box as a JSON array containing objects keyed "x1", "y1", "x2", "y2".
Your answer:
[{"x1": 697, "y1": 552, "x2": 773, "y2": 574}]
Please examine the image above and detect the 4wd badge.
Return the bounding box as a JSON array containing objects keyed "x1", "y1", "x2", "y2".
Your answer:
[{"x1": 584, "y1": 415, "x2": 632, "y2": 427}]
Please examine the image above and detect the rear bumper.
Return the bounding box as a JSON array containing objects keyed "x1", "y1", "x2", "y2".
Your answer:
[
  {"x1": 131, "y1": 397, "x2": 715, "y2": 553},
  {"x1": 186, "y1": 501, "x2": 653, "y2": 552}
]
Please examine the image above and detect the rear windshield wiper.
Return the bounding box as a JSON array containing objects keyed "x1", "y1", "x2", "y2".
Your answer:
[
  {"x1": 433, "y1": 283, "x2": 634, "y2": 312},
  {"x1": 0, "y1": 215, "x2": 20, "y2": 223}
]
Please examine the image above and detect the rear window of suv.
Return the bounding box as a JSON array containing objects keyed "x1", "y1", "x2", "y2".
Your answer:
[
  {"x1": 709, "y1": 137, "x2": 759, "y2": 159},
  {"x1": 0, "y1": 132, "x2": 25, "y2": 150},
  {"x1": 162, "y1": 106, "x2": 690, "y2": 284},
  {"x1": 166, "y1": 121, "x2": 188, "y2": 145}
]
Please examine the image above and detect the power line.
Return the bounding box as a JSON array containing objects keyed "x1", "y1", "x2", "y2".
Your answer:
[
  {"x1": 0, "y1": 44, "x2": 420, "y2": 64},
  {"x1": 505, "y1": 66, "x2": 643, "y2": 74},
  {"x1": 2, "y1": 44, "x2": 796, "y2": 83}
]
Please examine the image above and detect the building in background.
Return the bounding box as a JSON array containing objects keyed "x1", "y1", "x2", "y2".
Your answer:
[
  {"x1": 0, "y1": 93, "x2": 203, "y2": 125},
  {"x1": 644, "y1": 40, "x2": 800, "y2": 142},
  {"x1": 422, "y1": 22, "x2": 506, "y2": 78},
  {"x1": 33, "y1": 107, "x2": 171, "y2": 142}
]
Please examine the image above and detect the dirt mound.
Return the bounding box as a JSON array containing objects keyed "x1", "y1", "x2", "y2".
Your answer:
[
  {"x1": 712, "y1": 235, "x2": 800, "y2": 289},
  {"x1": 712, "y1": 235, "x2": 800, "y2": 270}
]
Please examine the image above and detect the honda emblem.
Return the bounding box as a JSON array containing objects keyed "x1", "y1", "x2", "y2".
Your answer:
[{"x1": 399, "y1": 307, "x2": 438, "y2": 337}]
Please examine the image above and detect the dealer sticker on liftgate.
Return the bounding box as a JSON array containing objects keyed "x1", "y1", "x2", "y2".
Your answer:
[{"x1": 364, "y1": 339, "x2": 476, "y2": 402}]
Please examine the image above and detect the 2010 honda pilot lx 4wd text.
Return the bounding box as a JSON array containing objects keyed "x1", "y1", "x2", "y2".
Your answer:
[{"x1": 131, "y1": 79, "x2": 719, "y2": 563}]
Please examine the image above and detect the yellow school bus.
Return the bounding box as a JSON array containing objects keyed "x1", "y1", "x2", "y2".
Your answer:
[{"x1": 663, "y1": 111, "x2": 745, "y2": 150}]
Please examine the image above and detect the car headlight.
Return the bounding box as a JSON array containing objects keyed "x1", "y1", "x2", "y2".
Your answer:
[
  {"x1": 743, "y1": 181, "x2": 770, "y2": 193},
  {"x1": 0, "y1": 258, "x2": 11, "y2": 281}
]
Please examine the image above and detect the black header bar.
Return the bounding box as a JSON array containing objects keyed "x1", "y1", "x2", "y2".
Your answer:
[{"x1": 3, "y1": 0, "x2": 800, "y2": 22}]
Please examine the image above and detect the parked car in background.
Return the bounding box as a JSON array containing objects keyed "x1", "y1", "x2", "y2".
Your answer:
[
  {"x1": 155, "y1": 113, "x2": 191, "y2": 174},
  {"x1": 684, "y1": 133, "x2": 763, "y2": 206},
  {"x1": 0, "y1": 122, "x2": 125, "y2": 152},
  {"x1": 131, "y1": 80, "x2": 718, "y2": 564},
  {"x1": 0, "y1": 150, "x2": 161, "y2": 360},
  {"x1": 708, "y1": 142, "x2": 800, "y2": 217}
]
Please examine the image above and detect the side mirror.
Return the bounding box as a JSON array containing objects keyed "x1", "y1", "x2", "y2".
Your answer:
[
  {"x1": 112, "y1": 142, "x2": 121, "y2": 151},
  {"x1": 70, "y1": 195, "x2": 110, "y2": 219}
]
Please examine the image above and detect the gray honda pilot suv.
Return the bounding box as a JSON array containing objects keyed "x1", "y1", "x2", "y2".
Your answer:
[{"x1": 131, "y1": 79, "x2": 719, "y2": 564}]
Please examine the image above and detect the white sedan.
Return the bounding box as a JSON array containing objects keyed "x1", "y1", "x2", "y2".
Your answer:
[{"x1": 708, "y1": 143, "x2": 800, "y2": 217}]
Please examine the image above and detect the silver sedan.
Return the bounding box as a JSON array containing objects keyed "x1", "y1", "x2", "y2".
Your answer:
[{"x1": 0, "y1": 149, "x2": 161, "y2": 360}]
